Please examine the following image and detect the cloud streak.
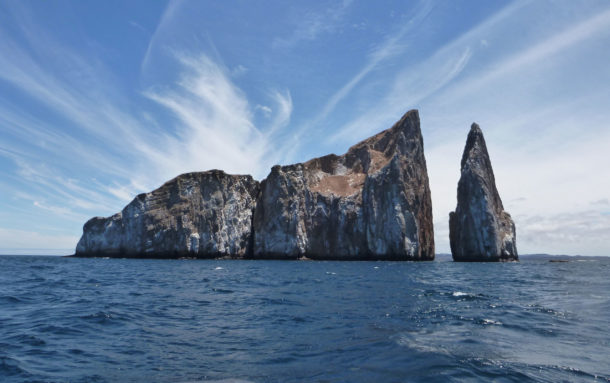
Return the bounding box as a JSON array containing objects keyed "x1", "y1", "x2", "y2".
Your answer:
[
  {"x1": 272, "y1": 0, "x2": 354, "y2": 49},
  {"x1": 0, "y1": 4, "x2": 294, "y2": 251},
  {"x1": 318, "y1": 1, "x2": 434, "y2": 121}
]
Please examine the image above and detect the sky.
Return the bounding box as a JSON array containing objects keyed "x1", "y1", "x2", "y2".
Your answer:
[{"x1": 0, "y1": 0, "x2": 609, "y2": 256}]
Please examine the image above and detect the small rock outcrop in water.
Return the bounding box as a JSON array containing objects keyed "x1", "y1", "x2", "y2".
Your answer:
[
  {"x1": 254, "y1": 110, "x2": 434, "y2": 260},
  {"x1": 76, "y1": 109, "x2": 434, "y2": 260},
  {"x1": 449, "y1": 124, "x2": 518, "y2": 262},
  {"x1": 76, "y1": 171, "x2": 259, "y2": 258}
]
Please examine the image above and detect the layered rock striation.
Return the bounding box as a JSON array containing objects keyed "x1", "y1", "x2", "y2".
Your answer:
[
  {"x1": 75, "y1": 109, "x2": 434, "y2": 260},
  {"x1": 75, "y1": 171, "x2": 259, "y2": 258},
  {"x1": 253, "y1": 110, "x2": 434, "y2": 260},
  {"x1": 449, "y1": 124, "x2": 518, "y2": 262}
]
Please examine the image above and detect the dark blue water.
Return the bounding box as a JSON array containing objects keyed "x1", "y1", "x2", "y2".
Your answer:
[{"x1": 0, "y1": 256, "x2": 608, "y2": 383}]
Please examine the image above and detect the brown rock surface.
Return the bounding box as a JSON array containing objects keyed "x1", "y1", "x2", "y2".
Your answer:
[{"x1": 253, "y1": 109, "x2": 434, "y2": 260}]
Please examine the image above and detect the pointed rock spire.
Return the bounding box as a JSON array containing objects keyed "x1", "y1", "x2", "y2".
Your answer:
[{"x1": 449, "y1": 123, "x2": 518, "y2": 262}]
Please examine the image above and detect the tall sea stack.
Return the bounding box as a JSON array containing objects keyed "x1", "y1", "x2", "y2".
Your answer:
[
  {"x1": 75, "y1": 109, "x2": 434, "y2": 260},
  {"x1": 253, "y1": 109, "x2": 434, "y2": 260},
  {"x1": 449, "y1": 124, "x2": 518, "y2": 262}
]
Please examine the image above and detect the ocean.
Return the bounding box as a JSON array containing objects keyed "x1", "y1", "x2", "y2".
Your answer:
[{"x1": 0, "y1": 255, "x2": 608, "y2": 383}]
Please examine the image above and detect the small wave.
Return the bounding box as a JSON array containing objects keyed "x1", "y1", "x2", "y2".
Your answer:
[
  {"x1": 34, "y1": 324, "x2": 83, "y2": 336},
  {"x1": 212, "y1": 288, "x2": 233, "y2": 294},
  {"x1": 479, "y1": 318, "x2": 502, "y2": 326},
  {"x1": 526, "y1": 304, "x2": 569, "y2": 319},
  {"x1": 181, "y1": 380, "x2": 255, "y2": 383},
  {"x1": 30, "y1": 264, "x2": 52, "y2": 270},
  {"x1": 394, "y1": 332, "x2": 452, "y2": 355},
  {"x1": 0, "y1": 356, "x2": 26, "y2": 377},
  {"x1": 214, "y1": 267, "x2": 224, "y2": 270},
  {"x1": 79, "y1": 311, "x2": 120, "y2": 325},
  {"x1": 0, "y1": 295, "x2": 25, "y2": 304},
  {"x1": 8, "y1": 333, "x2": 46, "y2": 346},
  {"x1": 449, "y1": 291, "x2": 488, "y2": 301}
]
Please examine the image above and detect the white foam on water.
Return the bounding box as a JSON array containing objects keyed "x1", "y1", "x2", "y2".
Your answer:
[
  {"x1": 214, "y1": 267, "x2": 224, "y2": 270},
  {"x1": 182, "y1": 380, "x2": 255, "y2": 383},
  {"x1": 452, "y1": 291, "x2": 469, "y2": 297}
]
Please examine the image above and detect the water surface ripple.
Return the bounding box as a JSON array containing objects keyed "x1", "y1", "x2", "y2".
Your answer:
[{"x1": 0, "y1": 256, "x2": 608, "y2": 382}]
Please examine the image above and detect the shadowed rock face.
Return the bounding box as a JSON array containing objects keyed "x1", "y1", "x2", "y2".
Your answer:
[
  {"x1": 253, "y1": 109, "x2": 434, "y2": 260},
  {"x1": 75, "y1": 171, "x2": 259, "y2": 258},
  {"x1": 449, "y1": 124, "x2": 518, "y2": 262}
]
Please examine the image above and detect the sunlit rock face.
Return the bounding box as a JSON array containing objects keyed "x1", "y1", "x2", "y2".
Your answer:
[
  {"x1": 75, "y1": 171, "x2": 259, "y2": 258},
  {"x1": 449, "y1": 124, "x2": 518, "y2": 262},
  {"x1": 253, "y1": 109, "x2": 435, "y2": 260}
]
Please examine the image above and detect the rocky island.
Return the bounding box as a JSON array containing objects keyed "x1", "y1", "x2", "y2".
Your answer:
[
  {"x1": 449, "y1": 124, "x2": 518, "y2": 262},
  {"x1": 76, "y1": 109, "x2": 435, "y2": 260}
]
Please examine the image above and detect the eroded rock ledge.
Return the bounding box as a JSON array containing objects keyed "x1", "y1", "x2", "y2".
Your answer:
[
  {"x1": 75, "y1": 110, "x2": 435, "y2": 260},
  {"x1": 75, "y1": 171, "x2": 259, "y2": 258}
]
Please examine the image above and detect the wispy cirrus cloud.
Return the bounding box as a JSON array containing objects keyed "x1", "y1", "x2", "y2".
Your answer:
[
  {"x1": 272, "y1": 0, "x2": 354, "y2": 49},
  {"x1": 0, "y1": 3, "x2": 293, "y2": 252},
  {"x1": 318, "y1": 0, "x2": 434, "y2": 121},
  {"x1": 435, "y1": 5, "x2": 610, "y2": 110},
  {"x1": 327, "y1": 0, "x2": 533, "y2": 144},
  {"x1": 143, "y1": 52, "x2": 281, "y2": 179},
  {"x1": 329, "y1": 45, "x2": 472, "y2": 143}
]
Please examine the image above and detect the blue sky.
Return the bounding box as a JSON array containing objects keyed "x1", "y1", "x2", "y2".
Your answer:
[{"x1": 1, "y1": 0, "x2": 609, "y2": 256}]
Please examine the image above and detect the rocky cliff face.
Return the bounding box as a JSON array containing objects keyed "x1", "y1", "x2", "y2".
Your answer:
[
  {"x1": 253, "y1": 110, "x2": 434, "y2": 260},
  {"x1": 449, "y1": 124, "x2": 517, "y2": 262},
  {"x1": 75, "y1": 171, "x2": 259, "y2": 258},
  {"x1": 76, "y1": 110, "x2": 434, "y2": 260}
]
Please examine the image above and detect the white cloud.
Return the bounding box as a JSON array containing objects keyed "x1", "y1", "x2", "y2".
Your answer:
[
  {"x1": 437, "y1": 6, "x2": 610, "y2": 106},
  {"x1": 0, "y1": 8, "x2": 291, "y2": 237},
  {"x1": 140, "y1": 0, "x2": 183, "y2": 76},
  {"x1": 272, "y1": 1, "x2": 354, "y2": 49},
  {"x1": 143, "y1": 52, "x2": 274, "y2": 179},
  {"x1": 231, "y1": 64, "x2": 248, "y2": 77},
  {"x1": 330, "y1": 45, "x2": 472, "y2": 142},
  {"x1": 317, "y1": 1, "x2": 434, "y2": 122},
  {"x1": 267, "y1": 89, "x2": 293, "y2": 135},
  {"x1": 256, "y1": 104, "x2": 273, "y2": 117},
  {"x1": 129, "y1": 20, "x2": 147, "y2": 33}
]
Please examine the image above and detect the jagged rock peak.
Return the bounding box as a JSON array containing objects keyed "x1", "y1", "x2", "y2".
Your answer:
[
  {"x1": 253, "y1": 109, "x2": 435, "y2": 260},
  {"x1": 449, "y1": 123, "x2": 518, "y2": 262}
]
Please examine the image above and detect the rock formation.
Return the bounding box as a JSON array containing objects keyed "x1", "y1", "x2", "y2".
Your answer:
[
  {"x1": 75, "y1": 171, "x2": 259, "y2": 258},
  {"x1": 253, "y1": 109, "x2": 434, "y2": 260},
  {"x1": 76, "y1": 109, "x2": 434, "y2": 260},
  {"x1": 449, "y1": 124, "x2": 517, "y2": 262}
]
